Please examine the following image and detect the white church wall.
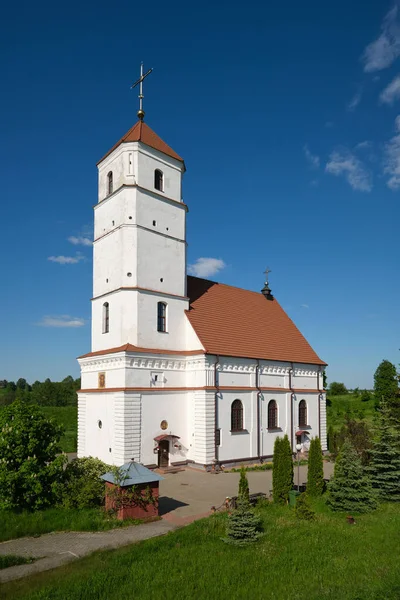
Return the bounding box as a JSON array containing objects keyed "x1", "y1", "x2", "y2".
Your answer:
[
  {"x1": 98, "y1": 146, "x2": 125, "y2": 202},
  {"x1": 136, "y1": 145, "x2": 183, "y2": 203},
  {"x1": 185, "y1": 319, "x2": 204, "y2": 351},
  {"x1": 136, "y1": 292, "x2": 189, "y2": 350},
  {"x1": 136, "y1": 228, "x2": 185, "y2": 296},
  {"x1": 93, "y1": 227, "x2": 138, "y2": 298},
  {"x1": 293, "y1": 393, "x2": 320, "y2": 446},
  {"x1": 320, "y1": 394, "x2": 327, "y2": 451},
  {"x1": 140, "y1": 391, "x2": 190, "y2": 466},
  {"x1": 79, "y1": 392, "x2": 115, "y2": 464},
  {"x1": 259, "y1": 392, "x2": 289, "y2": 457},
  {"x1": 217, "y1": 391, "x2": 255, "y2": 462},
  {"x1": 292, "y1": 365, "x2": 320, "y2": 390},
  {"x1": 94, "y1": 186, "x2": 134, "y2": 239},
  {"x1": 136, "y1": 188, "x2": 185, "y2": 241},
  {"x1": 91, "y1": 290, "x2": 138, "y2": 351}
]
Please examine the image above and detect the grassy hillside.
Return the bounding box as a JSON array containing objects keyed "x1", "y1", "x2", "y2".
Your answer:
[{"x1": 326, "y1": 393, "x2": 376, "y2": 431}]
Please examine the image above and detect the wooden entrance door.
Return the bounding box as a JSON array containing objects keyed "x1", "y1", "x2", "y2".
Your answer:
[{"x1": 158, "y1": 439, "x2": 169, "y2": 468}]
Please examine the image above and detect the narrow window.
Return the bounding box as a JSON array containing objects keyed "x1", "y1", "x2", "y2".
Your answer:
[
  {"x1": 231, "y1": 399, "x2": 243, "y2": 432},
  {"x1": 268, "y1": 400, "x2": 278, "y2": 429},
  {"x1": 299, "y1": 400, "x2": 307, "y2": 427},
  {"x1": 215, "y1": 429, "x2": 221, "y2": 446},
  {"x1": 102, "y1": 302, "x2": 109, "y2": 333},
  {"x1": 107, "y1": 172, "x2": 113, "y2": 196},
  {"x1": 157, "y1": 302, "x2": 167, "y2": 332},
  {"x1": 154, "y1": 169, "x2": 164, "y2": 192}
]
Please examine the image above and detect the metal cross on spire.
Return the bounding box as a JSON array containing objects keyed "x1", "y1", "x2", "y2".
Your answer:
[
  {"x1": 263, "y1": 267, "x2": 272, "y2": 284},
  {"x1": 130, "y1": 62, "x2": 153, "y2": 121}
]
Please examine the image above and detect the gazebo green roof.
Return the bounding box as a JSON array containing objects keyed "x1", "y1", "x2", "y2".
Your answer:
[{"x1": 101, "y1": 461, "x2": 164, "y2": 487}]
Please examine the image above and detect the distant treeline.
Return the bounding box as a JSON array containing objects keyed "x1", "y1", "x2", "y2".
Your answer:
[{"x1": 0, "y1": 377, "x2": 80, "y2": 407}]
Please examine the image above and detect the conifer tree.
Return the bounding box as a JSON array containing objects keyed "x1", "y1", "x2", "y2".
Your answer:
[
  {"x1": 295, "y1": 492, "x2": 315, "y2": 521},
  {"x1": 223, "y1": 496, "x2": 263, "y2": 546},
  {"x1": 238, "y1": 466, "x2": 250, "y2": 501},
  {"x1": 327, "y1": 439, "x2": 377, "y2": 513},
  {"x1": 307, "y1": 437, "x2": 324, "y2": 497},
  {"x1": 368, "y1": 402, "x2": 400, "y2": 502},
  {"x1": 273, "y1": 435, "x2": 293, "y2": 504}
]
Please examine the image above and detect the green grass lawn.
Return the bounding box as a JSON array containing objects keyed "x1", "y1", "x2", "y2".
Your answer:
[
  {"x1": 2, "y1": 501, "x2": 400, "y2": 600},
  {"x1": 0, "y1": 508, "x2": 142, "y2": 543},
  {"x1": 327, "y1": 393, "x2": 376, "y2": 430}
]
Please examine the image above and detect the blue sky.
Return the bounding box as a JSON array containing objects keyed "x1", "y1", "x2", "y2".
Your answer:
[{"x1": 1, "y1": 0, "x2": 399, "y2": 387}]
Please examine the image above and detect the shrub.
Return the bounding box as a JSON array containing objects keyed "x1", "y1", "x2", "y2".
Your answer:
[
  {"x1": 307, "y1": 437, "x2": 324, "y2": 497},
  {"x1": 58, "y1": 457, "x2": 112, "y2": 509},
  {"x1": 327, "y1": 440, "x2": 377, "y2": 514},
  {"x1": 295, "y1": 493, "x2": 315, "y2": 521},
  {"x1": 223, "y1": 496, "x2": 263, "y2": 546},
  {"x1": 0, "y1": 400, "x2": 65, "y2": 510},
  {"x1": 360, "y1": 390, "x2": 371, "y2": 402},
  {"x1": 273, "y1": 435, "x2": 293, "y2": 505}
]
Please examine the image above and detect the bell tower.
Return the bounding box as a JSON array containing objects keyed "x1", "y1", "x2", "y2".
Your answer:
[{"x1": 91, "y1": 118, "x2": 187, "y2": 353}]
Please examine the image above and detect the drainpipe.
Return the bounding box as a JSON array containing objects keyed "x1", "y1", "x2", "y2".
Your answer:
[
  {"x1": 317, "y1": 366, "x2": 322, "y2": 440},
  {"x1": 289, "y1": 363, "x2": 294, "y2": 451},
  {"x1": 256, "y1": 359, "x2": 262, "y2": 460},
  {"x1": 214, "y1": 355, "x2": 220, "y2": 464}
]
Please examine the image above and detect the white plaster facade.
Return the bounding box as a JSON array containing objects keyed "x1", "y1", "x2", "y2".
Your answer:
[{"x1": 78, "y1": 121, "x2": 327, "y2": 468}]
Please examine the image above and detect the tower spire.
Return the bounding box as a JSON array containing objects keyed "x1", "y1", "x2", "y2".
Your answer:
[
  {"x1": 130, "y1": 62, "x2": 153, "y2": 121},
  {"x1": 261, "y1": 267, "x2": 273, "y2": 300}
]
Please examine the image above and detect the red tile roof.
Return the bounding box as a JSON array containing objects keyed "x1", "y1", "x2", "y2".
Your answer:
[
  {"x1": 186, "y1": 276, "x2": 326, "y2": 366},
  {"x1": 98, "y1": 121, "x2": 184, "y2": 165}
]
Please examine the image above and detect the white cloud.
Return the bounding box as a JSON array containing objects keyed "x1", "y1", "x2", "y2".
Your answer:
[
  {"x1": 347, "y1": 90, "x2": 362, "y2": 111},
  {"x1": 379, "y1": 74, "x2": 400, "y2": 104},
  {"x1": 303, "y1": 145, "x2": 320, "y2": 169},
  {"x1": 300, "y1": 304, "x2": 309, "y2": 309},
  {"x1": 355, "y1": 140, "x2": 372, "y2": 149},
  {"x1": 188, "y1": 257, "x2": 226, "y2": 278},
  {"x1": 68, "y1": 235, "x2": 92, "y2": 247},
  {"x1": 48, "y1": 253, "x2": 85, "y2": 264},
  {"x1": 36, "y1": 315, "x2": 86, "y2": 328},
  {"x1": 362, "y1": 5, "x2": 400, "y2": 72},
  {"x1": 383, "y1": 115, "x2": 400, "y2": 189},
  {"x1": 325, "y1": 149, "x2": 372, "y2": 192}
]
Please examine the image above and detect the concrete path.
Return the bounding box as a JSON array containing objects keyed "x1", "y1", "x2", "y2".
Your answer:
[
  {"x1": 0, "y1": 461, "x2": 334, "y2": 583},
  {"x1": 0, "y1": 519, "x2": 176, "y2": 583}
]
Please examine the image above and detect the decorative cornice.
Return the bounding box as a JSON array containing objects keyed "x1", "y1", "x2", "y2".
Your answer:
[
  {"x1": 94, "y1": 183, "x2": 188, "y2": 211},
  {"x1": 78, "y1": 386, "x2": 323, "y2": 394},
  {"x1": 91, "y1": 287, "x2": 189, "y2": 302}
]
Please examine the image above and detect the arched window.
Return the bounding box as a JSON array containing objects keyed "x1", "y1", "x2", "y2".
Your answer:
[
  {"x1": 107, "y1": 172, "x2": 113, "y2": 196},
  {"x1": 299, "y1": 400, "x2": 307, "y2": 427},
  {"x1": 102, "y1": 302, "x2": 109, "y2": 333},
  {"x1": 154, "y1": 169, "x2": 164, "y2": 192},
  {"x1": 231, "y1": 399, "x2": 243, "y2": 432},
  {"x1": 157, "y1": 302, "x2": 167, "y2": 332},
  {"x1": 268, "y1": 400, "x2": 278, "y2": 429}
]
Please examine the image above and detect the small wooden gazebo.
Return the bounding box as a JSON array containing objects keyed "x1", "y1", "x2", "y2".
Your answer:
[{"x1": 101, "y1": 461, "x2": 164, "y2": 520}]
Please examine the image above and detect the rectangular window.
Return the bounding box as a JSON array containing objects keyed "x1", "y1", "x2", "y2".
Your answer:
[
  {"x1": 157, "y1": 302, "x2": 167, "y2": 332},
  {"x1": 215, "y1": 428, "x2": 221, "y2": 446}
]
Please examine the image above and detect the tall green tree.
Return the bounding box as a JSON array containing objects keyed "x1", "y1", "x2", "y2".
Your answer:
[
  {"x1": 328, "y1": 382, "x2": 347, "y2": 396},
  {"x1": 238, "y1": 466, "x2": 250, "y2": 501},
  {"x1": 368, "y1": 402, "x2": 400, "y2": 502},
  {"x1": 0, "y1": 400, "x2": 66, "y2": 510},
  {"x1": 273, "y1": 435, "x2": 293, "y2": 504},
  {"x1": 307, "y1": 437, "x2": 324, "y2": 496},
  {"x1": 327, "y1": 440, "x2": 377, "y2": 513},
  {"x1": 374, "y1": 360, "x2": 399, "y2": 413}
]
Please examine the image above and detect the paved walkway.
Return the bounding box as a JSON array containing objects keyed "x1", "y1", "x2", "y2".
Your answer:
[{"x1": 0, "y1": 462, "x2": 334, "y2": 583}]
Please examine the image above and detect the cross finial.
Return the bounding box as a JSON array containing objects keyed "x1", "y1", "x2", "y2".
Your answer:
[
  {"x1": 264, "y1": 267, "x2": 272, "y2": 284},
  {"x1": 130, "y1": 62, "x2": 154, "y2": 121}
]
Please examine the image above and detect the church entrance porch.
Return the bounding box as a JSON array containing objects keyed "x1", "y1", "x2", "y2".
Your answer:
[{"x1": 158, "y1": 439, "x2": 169, "y2": 468}]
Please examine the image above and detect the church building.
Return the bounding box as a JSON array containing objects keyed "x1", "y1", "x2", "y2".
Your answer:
[{"x1": 77, "y1": 95, "x2": 327, "y2": 469}]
